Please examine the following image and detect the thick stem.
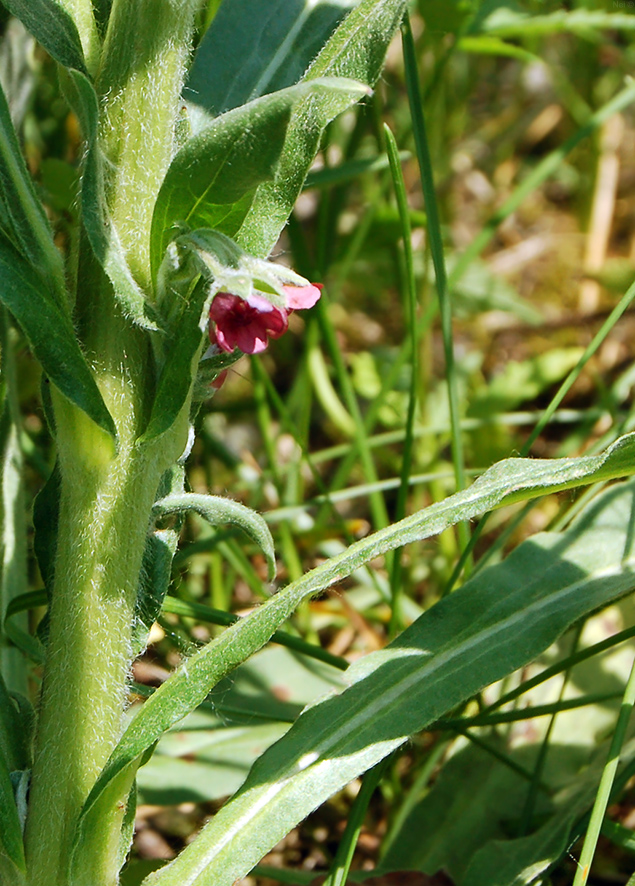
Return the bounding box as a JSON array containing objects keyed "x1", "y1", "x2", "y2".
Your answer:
[
  {"x1": 24, "y1": 299, "x2": 189, "y2": 885},
  {"x1": 24, "y1": 4, "x2": 198, "y2": 881},
  {"x1": 96, "y1": 0, "x2": 198, "y2": 292}
]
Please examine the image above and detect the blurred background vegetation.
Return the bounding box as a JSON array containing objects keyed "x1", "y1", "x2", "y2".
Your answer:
[{"x1": 5, "y1": 0, "x2": 635, "y2": 883}]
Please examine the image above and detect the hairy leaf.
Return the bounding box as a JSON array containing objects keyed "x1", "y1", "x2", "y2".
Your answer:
[
  {"x1": 62, "y1": 69, "x2": 159, "y2": 330},
  {"x1": 0, "y1": 79, "x2": 65, "y2": 299},
  {"x1": 138, "y1": 276, "x2": 210, "y2": 444},
  {"x1": 236, "y1": 0, "x2": 407, "y2": 257},
  {"x1": 153, "y1": 493, "x2": 276, "y2": 581},
  {"x1": 0, "y1": 744, "x2": 24, "y2": 872},
  {"x1": 70, "y1": 432, "x2": 635, "y2": 883},
  {"x1": 1, "y1": 0, "x2": 87, "y2": 73},
  {"x1": 0, "y1": 234, "x2": 116, "y2": 438},
  {"x1": 185, "y1": 0, "x2": 357, "y2": 115},
  {"x1": 132, "y1": 465, "x2": 185, "y2": 656},
  {"x1": 150, "y1": 77, "x2": 368, "y2": 283},
  {"x1": 144, "y1": 478, "x2": 635, "y2": 886}
]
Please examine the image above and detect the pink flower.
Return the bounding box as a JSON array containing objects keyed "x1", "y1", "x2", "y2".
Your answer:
[
  {"x1": 209, "y1": 282, "x2": 322, "y2": 355},
  {"x1": 282, "y1": 283, "x2": 322, "y2": 310}
]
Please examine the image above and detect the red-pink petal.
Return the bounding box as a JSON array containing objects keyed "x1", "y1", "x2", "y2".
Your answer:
[
  {"x1": 283, "y1": 283, "x2": 322, "y2": 310},
  {"x1": 214, "y1": 326, "x2": 237, "y2": 353},
  {"x1": 210, "y1": 292, "x2": 241, "y2": 322}
]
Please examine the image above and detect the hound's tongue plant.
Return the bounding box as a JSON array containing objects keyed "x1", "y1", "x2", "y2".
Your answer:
[{"x1": 1, "y1": 3, "x2": 635, "y2": 886}]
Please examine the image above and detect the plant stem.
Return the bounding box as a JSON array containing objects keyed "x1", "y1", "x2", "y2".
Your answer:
[
  {"x1": 24, "y1": 2, "x2": 199, "y2": 879},
  {"x1": 96, "y1": 0, "x2": 198, "y2": 292},
  {"x1": 24, "y1": 304, "x2": 188, "y2": 885},
  {"x1": 573, "y1": 650, "x2": 635, "y2": 886}
]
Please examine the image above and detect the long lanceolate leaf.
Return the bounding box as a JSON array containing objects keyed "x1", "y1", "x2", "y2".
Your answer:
[
  {"x1": 185, "y1": 0, "x2": 358, "y2": 115},
  {"x1": 0, "y1": 235, "x2": 116, "y2": 438},
  {"x1": 144, "y1": 477, "x2": 635, "y2": 886},
  {"x1": 149, "y1": 78, "x2": 369, "y2": 283},
  {"x1": 71, "y1": 433, "x2": 635, "y2": 881},
  {"x1": 236, "y1": 0, "x2": 408, "y2": 258},
  {"x1": 0, "y1": 81, "x2": 65, "y2": 300}
]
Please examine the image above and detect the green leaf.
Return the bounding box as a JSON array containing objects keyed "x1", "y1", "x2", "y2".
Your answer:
[
  {"x1": 457, "y1": 34, "x2": 539, "y2": 62},
  {"x1": 32, "y1": 462, "x2": 61, "y2": 597},
  {"x1": 185, "y1": 0, "x2": 358, "y2": 116},
  {"x1": 70, "y1": 432, "x2": 635, "y2": 881},
  {"x1": 0, "y1": 311, "x2": 28, "y2": 694},
  {"x1": 61, "y1": 69, "x2": 159, "y2": 330},
  {"x1": 235, "y1": 0, "x2": 407, "y2": 257},
  {"x1": 0, "y1": 674, "x2": 22, "y2": 773},
  {"x1": 0, "y1": 745, "x2": 24, "y2": 872},
  {"x1": 137, "y1": 722, "x2": 289, "y2": 805},
  {"x1": 0, "y1": 234, "x2": 116, "y2": 438},
  {"x1": 1, "y1": 0, "x2": 87, "y2": 73},
  {"x1": 152, "y1": 493, "x2": 276, "y2": 582},
  {"x1": 138, "y1": 646, "x2": 344, "y2": 804},
  {"x1": 460, "y1": 735, "x2": 635, "y2": 886},
  {"x1": 133, "y1": 531, "x2": 179, "y2": 655},
  {"x1": 150, "y1": 78, "x2": 368, "y2": 282},
  {"x1": 378, "y1": 739, "x2": 545, "y2": 881},
  {"x1": 377, "y1": 729, "x2": 619, "y2": 885},
  {"x1": 3, "y1": 591, "x2": 45, "y2": 664},
  {"x1": 0, "y1": 79, "x2": 65, "y2": 299},
  {"x1": 142, "y1": 477, "x2": 635, "y2": 886},
  {"x1": 132, "y1": 466, "x2": 185, "y2": 656},
  {"x1": 477, "y1": 7, "x2": 635, "y2": 37},
  {"x1": 92, "y1": 0, "x2": 113, "y2": 36},
  {"x1": 138, "y1": 276, "x2": 210, "y2": 444}
]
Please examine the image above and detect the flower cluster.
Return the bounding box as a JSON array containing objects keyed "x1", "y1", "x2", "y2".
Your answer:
[{"x1": 209, "y1": 283, "x2": 322, "y2": 355}]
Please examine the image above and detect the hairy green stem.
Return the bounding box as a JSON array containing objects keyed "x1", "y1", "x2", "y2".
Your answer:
[
  {"x1": 24, "y1": 299, "x2": 189, "y2": 885},
  {"x1": 96, "y1": 0, "x2": 198, "y2": 292},
  {"x1": 23, "y1": 3, "x2": 199, "y2": 881}
]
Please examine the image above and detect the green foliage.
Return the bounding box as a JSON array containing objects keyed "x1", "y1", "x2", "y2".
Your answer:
[
  {"x1": 62, "y1": 68, "x2": 160, "y2": 330},
  {"x1": 143, "y1": 478, "x2": 635, "y2": 886},
  {"x1": 152, "y1": 493, "x2": 276, "y2": 582},
  {"x1": 1, "y1": 0, "x2": 86, "y2": 73},
  {"x1": 0, "y1": 236, "x2": 116, "y2": 437},
  {"x1": 236, "y1": 0, "x2": 407, "y2": 257},
  {"x1": 0, "y1": 79, "x2": 64, "y2": 297},
  {"x1": 0, "y1": 744, "x2": 24, "y2": 873},
  {"x1": 150, "y1": 78, "x2": 368, "y2": 283},
  {"x1": 185, "y1": 0, "x2": 358, "y2": 115},
  {"x1": 137, "y1": 645, "x2": 344, "y2": 805},
  {"x1": 71, "y1": 433, "x2": 635, "y2": 883},
  {"x1": 3, "y1": 1, "x2": 635, "y2": 884},
  {"x1": 469, "y1": 348, "x2": 585, "y2": 418}
]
